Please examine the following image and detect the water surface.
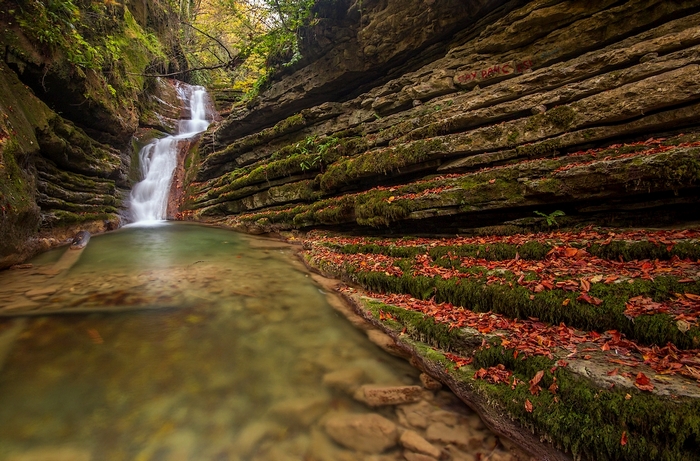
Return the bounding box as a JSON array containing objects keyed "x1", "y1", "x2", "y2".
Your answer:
[{"x1": 0, "y1": 223, "x2": 515, "y2": 461}]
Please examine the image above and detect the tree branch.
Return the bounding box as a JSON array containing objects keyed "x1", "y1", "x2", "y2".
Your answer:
[{"x1": 180, "y1": 20, "x2": 234, "y2": 62}]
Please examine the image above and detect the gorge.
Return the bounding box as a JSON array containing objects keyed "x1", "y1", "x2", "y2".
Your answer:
[{"x1": 1, "y1": 0, "x2": 700, "y2": 460}]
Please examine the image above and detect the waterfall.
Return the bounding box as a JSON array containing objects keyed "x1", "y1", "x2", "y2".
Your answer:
[{"x1": 129, "y1": 83, "x2": 211, "y2": 224}]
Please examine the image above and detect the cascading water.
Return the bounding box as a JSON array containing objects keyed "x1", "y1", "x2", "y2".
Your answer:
[{"x1": 129, "y1": 83, "x2": 212, "y2": 224}]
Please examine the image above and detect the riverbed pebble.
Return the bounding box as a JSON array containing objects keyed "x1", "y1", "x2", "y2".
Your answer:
[
  {"x1": 355, "y1": 384, "x2": 424, "y2": 406},
  {"x1": 324, "y1": 412, "x2": 398, "y2": 453},
  {"x1": 400, "y1": 429, "x2": 443, "y2": 458}
]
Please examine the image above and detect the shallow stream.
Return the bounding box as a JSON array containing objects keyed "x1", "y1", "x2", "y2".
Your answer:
[{"x1": 0, "y1": 223, "x2": 521, "y2": 461}]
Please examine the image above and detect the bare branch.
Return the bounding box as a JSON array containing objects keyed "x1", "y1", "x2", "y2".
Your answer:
[{"x1": 180, "y1": 20, "x2": 234, "y2": 62}]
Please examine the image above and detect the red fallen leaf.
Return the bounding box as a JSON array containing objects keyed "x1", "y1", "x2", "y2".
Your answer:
[
  {"x1": 577, "y1": 293, "x2": 603, "y2": 306},
  {"x1": 529, "y1": 370, "x2": 545, "y2": 395},
  {"x1": 634, "y1": 372, "x2": 654, "y2": 391},
  {"x1": 525, "y1": 399, "x2": 533, "y2": 413},
  {"x1": 533, "y1": 284, "x2": 545, "y2": 293},
  {"x1": 607, "y1": 367, "x2": 619, "y2": 376},
  {"x1": 549, "y1": 382, "x2": 559, "y2": 394},
  {"x1": 601, "y1": 342, "x2": 611, "y2": 351},
  {"x1": 580, "y1": 278, "x2": 591, "y2": 293},
  {"x1": 583, "y1": 355, "x2": 592, "y2": 360},
  {"x1": 557, "y1": 360, "x2": 569, "y2": 367},
  {"x1": 685, "y1": 293, "x2": 700, "y2": 301},
  {"x1": 564, "y1": 247, "x2": 578, "y2": 257},
  {"x1": 621, "y1": 431, "x2": 628, "y2": 446}
]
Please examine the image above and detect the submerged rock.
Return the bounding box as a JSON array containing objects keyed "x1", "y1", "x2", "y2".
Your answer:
[
  {"x1": 69, "y1": 231, "x2": 91, "y2": 250},
  {"x1": 324, "y1": 412, "x2": 398, "y2": 453},
  {"x1": 355, "y1": 384, "x2": 424, "y2": 406}
]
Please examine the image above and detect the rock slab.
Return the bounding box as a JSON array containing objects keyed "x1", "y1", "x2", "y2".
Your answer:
[{"x1": 324, "y1": 412, "x2": 398, "y2": 453}]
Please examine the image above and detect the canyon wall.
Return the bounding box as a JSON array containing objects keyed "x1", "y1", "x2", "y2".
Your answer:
[
  {"x1": 183, "y1": 0, "x2": 700, "y2": 236},
  {"x1": 0, "y1": 0, "x2": 184, "y2": 268}
]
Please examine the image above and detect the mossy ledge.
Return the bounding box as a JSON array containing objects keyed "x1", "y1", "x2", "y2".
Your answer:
[{"x1": 329, "y1": 288, "x2": 700, "y2": 461}]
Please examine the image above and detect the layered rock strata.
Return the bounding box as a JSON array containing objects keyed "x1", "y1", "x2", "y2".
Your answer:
[
  {"x1": 182, "y1": 1, "x2": 700, "y2": 459},
  {"x1": 184, "y1": 0, "x2": 700, "y2": 235}
]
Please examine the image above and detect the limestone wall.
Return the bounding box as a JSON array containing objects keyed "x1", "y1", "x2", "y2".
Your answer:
[{"x1": 185, "y1": 0, "x2": 700, "y2": 235}]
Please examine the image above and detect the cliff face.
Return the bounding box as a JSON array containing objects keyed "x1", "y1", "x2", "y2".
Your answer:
[
  {"x1": 0, "y1": 0, "x2": 184, "y2": 268},
  {"x1": 184, "y1": 0, "x2": 700, "y2": 235},
  {"x1": 180, "y1": 2, "x2": 700, "y2": 459}
]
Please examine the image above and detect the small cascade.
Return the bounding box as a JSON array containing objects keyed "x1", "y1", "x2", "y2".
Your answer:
[{"x1": 129, "y1": 82, "x2": 212, "y2": 224}]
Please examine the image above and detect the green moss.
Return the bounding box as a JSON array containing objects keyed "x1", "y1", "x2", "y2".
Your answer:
[
  {"x1": 319, "y1": 138, "x2": 445, "y2": 193},
  {"x1": 348, "y1": 269, "x2": 700, "y2": 349},
  {"x1": 588, "y1": 240, "x2": 700, "y2": 262},
  {"x1": 516, "y1": 138, "x2": 561, "y2": 157},
  {"x1": 545, "y1": 106, "x2": 577, "y2": 129},
  {"x1": 360, "y1": 296, "x2": 700, "y2": 461}
]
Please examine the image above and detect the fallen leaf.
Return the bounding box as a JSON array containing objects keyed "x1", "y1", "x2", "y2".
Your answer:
[
  {"x1": 529, "y1": 370, "x2": 545, "y2": 395},
  {"x1": 580, "y1": 278, "x2": 591, "y2": 292},
  {"x1": 607, "y1": 367, "x2": 619, "y2": 376},
  {"x1": 677, "y1": 320, "x2": 691, "y2": 333},
  {"x1": 488, "y1": 179, "x2": 496, "y2": 184},
  {"x1": 621, "y1": 431, "x2": 628, "y2": 446},
  {"x1": 625, "y1": 393, "x2": 632, "y2": 400},
  {"x1": 634, "y1": 372, "x2": 654, "y2": 392},
  {"x1": 577, "y1": 293, "x2": 603, "y2": 306},
  {"x1": 562, "y1": 298, "x2": 570, "y2": 306},
  {"x1": 525, "y1": 399, "x2": 533, "y2": 413}
]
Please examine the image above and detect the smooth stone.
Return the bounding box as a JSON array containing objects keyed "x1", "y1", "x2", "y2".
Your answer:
[
  {"x1": 324, "y1": 412, "x2": 398, "y2": 453},
  {"x1": 366, "y1": 329, "x2": 410, "y2": 357},
  {"x1": 268, "y1": 396, "x2": 329, "y2": 427},
  {"x1": 308, "y1": 427, "x2": 359, "y2": 461},
  {"x1": 404, "y1": 451, "x2": 439, "y2": 461},
  {"x1": 397, "y1": 400, "x2": 434, "y2": 429},
  {"x1": 69, "y1": 230, "x2": 90, "y2": 249},
  {"x1": 6, "y1": 448, "x2": 91, "y2": 461},
  {"x1": 355, "y1": 384, "x2": 423, "y2": 406},
  {"x1": 322, "y1": 367, "x2": 367, "y2": 394},
  {"x1": 419, "y1": 373, "x2": 443, "y2": 390},
  {"x1": 2, "y1": 299, "x2": 40, "y2": 311},
  {"x1": 235, "y1": 421, "x2": 285, "y2": 457},
  {"x1": 426, "y1": 422, "x2": 471, "y2": 448},
  {"x1": 24, "y1": 286, "x2": 59, "y2": 298},
  {"x1": 400, "y1": 429, "x2": 443, "y2": 458},
  {"x1": 428, "y1": 410, "x2": 460, "y2": 426}
]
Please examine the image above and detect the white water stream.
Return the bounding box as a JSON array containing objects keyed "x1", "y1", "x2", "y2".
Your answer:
[{"x1": 129, "y1": 83, "x2": 211, "y2": 224}]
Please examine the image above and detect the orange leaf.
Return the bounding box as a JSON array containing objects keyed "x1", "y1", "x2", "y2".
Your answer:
[
  {"x1": 580, "y1": 278, "x2": 591, "y2": 292},
  {"x1": 607, "y1": 367, "x2": 619, "y2": 376},
  {"x1": 564, "y1": 247, "x2": 578, "y2": 257},
  {"x1": 562, "y1": 298, "x2": 570, "y2": 306},
  {"x1": 634, "y1": 372, "x2": 654, "y2": 392},
  {"x1": 488, "y1": 179, "x2": 496, "y2": 184},
  {"x1": 685, "y1": 293, "x2": 700, "y2": 301},
  {"x1": 525, "y1": 399, "x2": 533, "y2": 413},
  {"x1": 577, "y1": 293, "x2": 603, "y2": 306},
  {"x1": 621, "y1": 431, "x2": 628, "y2": 446}
]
